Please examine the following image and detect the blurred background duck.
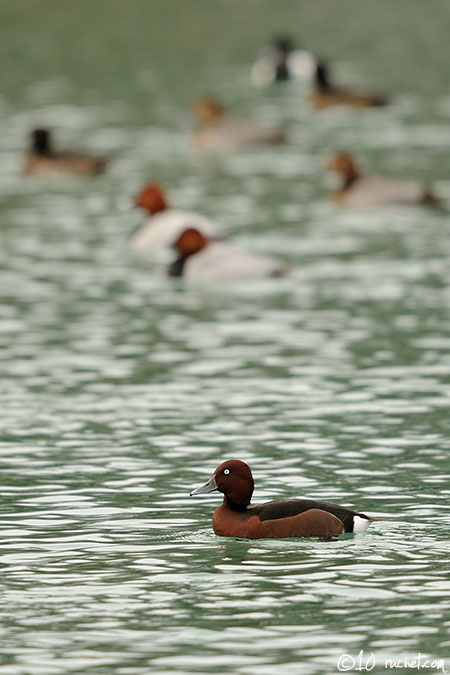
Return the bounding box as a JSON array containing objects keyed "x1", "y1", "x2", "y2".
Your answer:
[
  {"x1": 169, "y1": 227, "x2": 286, "y2": 280},
  {"x1": 251, "y1": 36, "x2": 317, "y2": 87},
  {"x1": 132, "y1": 183, "x2": 223, "y2": 255},
  {"x1": 23, "y1": 128, "x2": 107, "y2": 176},
  {"x1": 327, "y1": 151, "x2": 439, "y2": 206},
  {"x1": 311, "y1": 61, "x2": 388, "y2": 109},
  {"x1": 191, "y1": 98, "x2": 287, "y2": 152}
]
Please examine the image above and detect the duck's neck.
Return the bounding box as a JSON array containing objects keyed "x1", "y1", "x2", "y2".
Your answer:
[
  {"x1": 168, "y1": 256, "x2": 187, "y2": 277},
  {"x1": 148, "y1": 203, "x2": 167, "y2": 216},
  {"x1": 315, "y1": 63, "x2": 332, "y2": 92},
  {"x1": 341, "y1": 164, "x2": 359, "y2": 189},
  {"x1": 32, "y1": 131, "x2": 52, "y2": 156},
  {"x1": 225, "y1": 496, "x2": 249, "y2": 512},
  {"x1": 275, "y1": 59, "x2": 290, "y2": 82}
]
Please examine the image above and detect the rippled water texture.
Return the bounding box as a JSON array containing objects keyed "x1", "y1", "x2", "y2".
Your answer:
[{"x1": 1, "y1": 1, "x2": 450, "y2": 673}]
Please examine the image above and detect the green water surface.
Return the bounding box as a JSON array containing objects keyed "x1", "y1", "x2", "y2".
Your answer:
[{"x1": 1, "y1": 1, "x2": 450, "y2": 673}]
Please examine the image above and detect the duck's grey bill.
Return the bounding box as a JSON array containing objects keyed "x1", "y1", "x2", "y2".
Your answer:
[{"x1": 190, "y1": 475, "x2": 218, "y2": 496}]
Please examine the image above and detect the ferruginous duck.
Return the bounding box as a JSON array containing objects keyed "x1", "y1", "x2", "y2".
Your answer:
[
  {"x1": 169, "y1": 228, "x2": 285, "y2": 280},
  {"x1": 327, "y1": 151, "x2": 439, "y2": 207},
  {"x1": 22, "y1": 128, "x2": 107, "y2": 176},
  {"x1": 311, "y1": 61, "x2": 388, "y2": 109},
  {"x1": 191, "y1": 459, "x2": 375, "y2": 538},
  {"x1": 132, "y1": 183, "x2": 223, "y2": 253},
  {"x1": 191, "y1": 98, "x2": 287, "y2": 152},
  {"x1": 251, "y1": 36, "x2": 317, "y2": 87}
]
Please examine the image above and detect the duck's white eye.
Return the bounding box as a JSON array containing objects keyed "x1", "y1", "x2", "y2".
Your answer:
[{"x1": 224, "y1": 468, "x2": 230, "y2": 475}]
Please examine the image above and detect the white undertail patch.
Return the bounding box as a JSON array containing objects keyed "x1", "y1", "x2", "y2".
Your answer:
[{"x1": 353, "y1": 516, "x2": 371, "y2": 533}]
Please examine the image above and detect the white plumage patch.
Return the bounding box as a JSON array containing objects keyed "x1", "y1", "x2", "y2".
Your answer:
[{"x1": 353, "y1": 516, "x2": 371, "y2": 533}]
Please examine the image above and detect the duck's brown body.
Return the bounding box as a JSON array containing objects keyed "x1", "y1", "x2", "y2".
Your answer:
[
  {"x1": 312, "y1": 89, "x2": 387, "y2": 110},
  {"x1": 23, "y1": 152, "x2": 107, "y2": 176},
  {"x1": 213, "y1": 500, "x2": 345, "y2": 538}
]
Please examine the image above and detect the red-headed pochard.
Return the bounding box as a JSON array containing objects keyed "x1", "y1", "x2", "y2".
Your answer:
[
  {"x1": 132, "y1": 183, "x2": 223, "y2": 253},
  {"x1": 169, "y1": 228, "x2": 286, "y2": 280},
  {"x1": 191, "y1": 98, "x2": 287, "y2": 152},
  {"x1": 327, "y1": 152, "x2": 439, "y2": 207}
]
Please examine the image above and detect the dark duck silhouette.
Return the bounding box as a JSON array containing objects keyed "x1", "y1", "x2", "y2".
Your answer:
[
  {"x1": 23, "y1": 128, "x2": 107, "y2": 175},
  {"x1": 311, "y1": 61, "x2": 388, "y2": 109}
]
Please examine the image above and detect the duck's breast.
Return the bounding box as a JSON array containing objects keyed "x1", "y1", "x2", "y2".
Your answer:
[{"x1": 22, "y1": 156, "x2": 55, "y2": 175}]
